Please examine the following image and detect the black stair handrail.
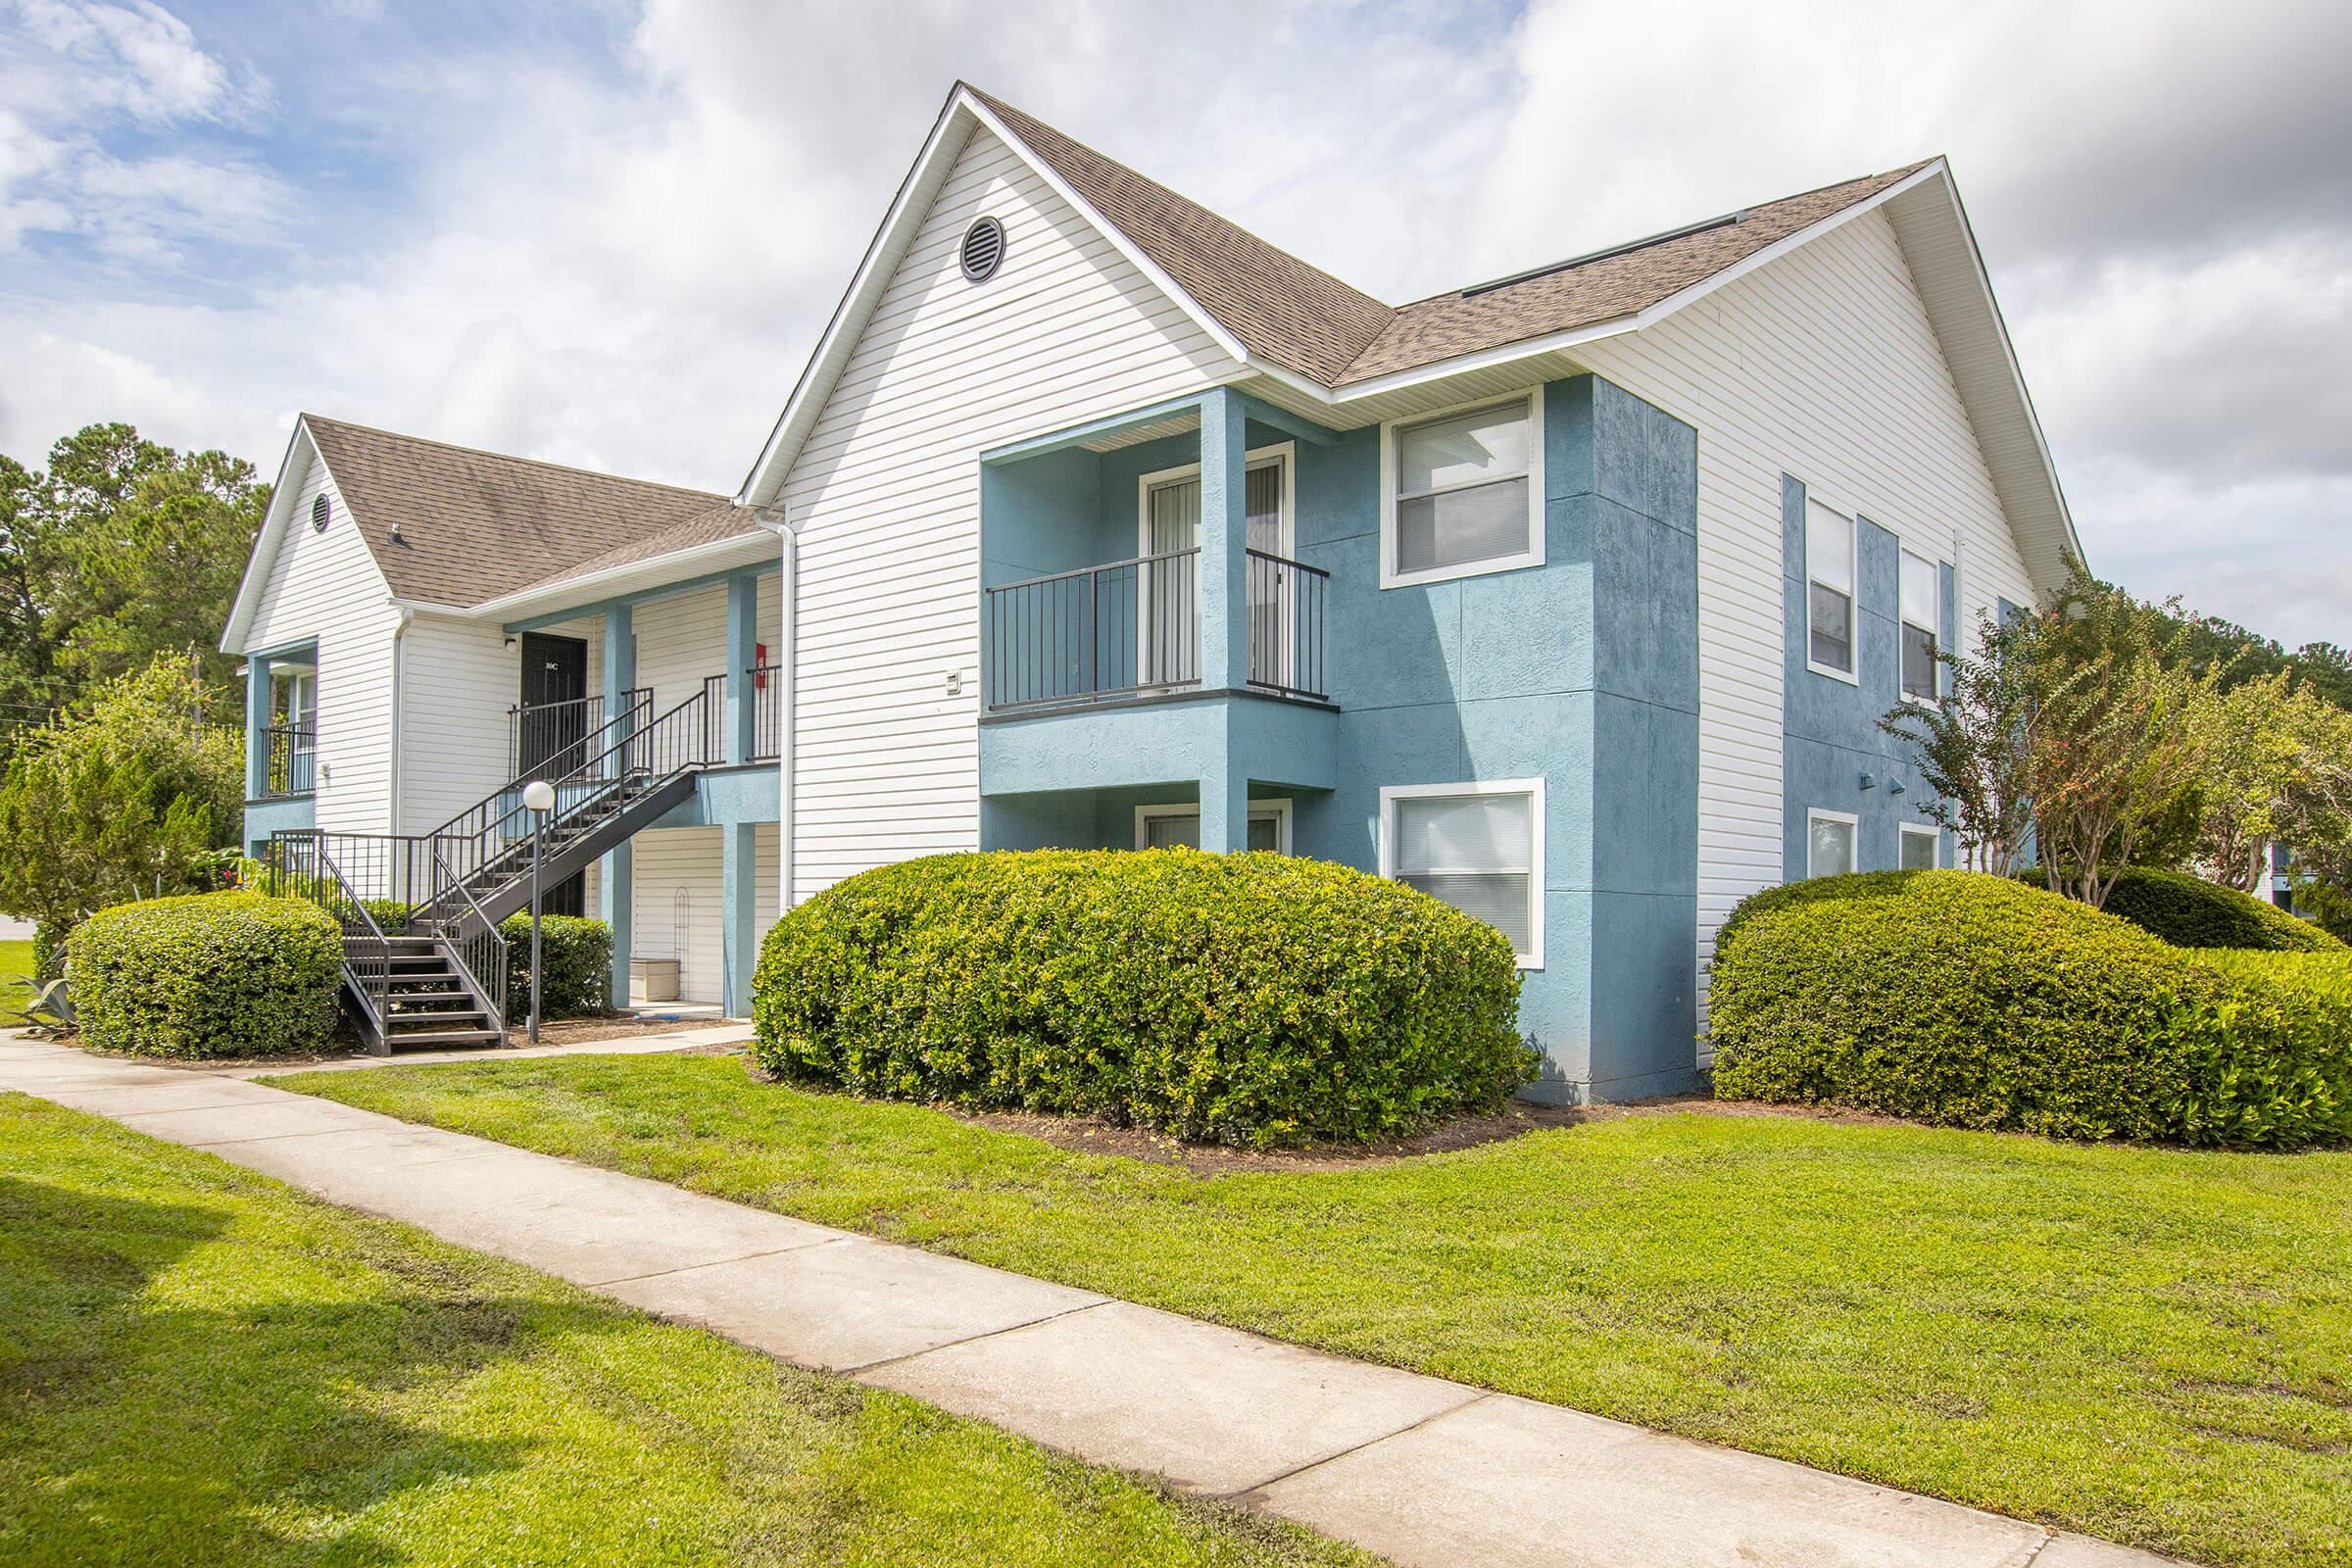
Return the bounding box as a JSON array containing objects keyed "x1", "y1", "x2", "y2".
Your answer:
[
  {"x1": 416, "y1": 684, "x2": 721, "y2": 927},
  {"x1": 427, "y1": 836, "x2": 508, "y2": 1034},
  {"x1": 266, "y1": 829, "x2": 392, "y2": 1041}
]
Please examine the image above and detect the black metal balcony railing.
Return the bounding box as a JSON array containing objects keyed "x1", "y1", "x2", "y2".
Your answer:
[
  {"x1": 1245, "y1": 549, "x2": 1329, "y2": 703},
  {"x1": 985, "y1": 548, "x2": 1197, "y2": 711},
  {"x1": 984, "y1": 547, "x2": 1328, "y2": 711},
  {"x1": 746, "y1": 662, "x2": 781, "y2": 760},
  {"x1": 508, "y1": 688, "x2": 650, "y2": 778},
  {"x1": 262, "y1": 723, "x2": 316, "y2": 797}
]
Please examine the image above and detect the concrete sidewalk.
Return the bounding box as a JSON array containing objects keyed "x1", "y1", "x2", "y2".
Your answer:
[{"x1": 0, "y1": 1034, "x2": 2183, "y2": 1568}]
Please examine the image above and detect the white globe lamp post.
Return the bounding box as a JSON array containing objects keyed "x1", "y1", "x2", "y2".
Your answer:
[{"x1": 521, "y1": 779, "x2": 558, "y2": 1043}]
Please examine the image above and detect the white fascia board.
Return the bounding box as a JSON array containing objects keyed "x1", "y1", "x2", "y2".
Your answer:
[
  {"x1": 737, "y1": 93, "x2": 971, "y2": 510},
  {"x1": 738, "y1": 85, "x2": 1251, "y2": 509},
  {"x1": 1917, "y1": 171, "x2": 2082, "y2": 574},
  {"x1": 220, "y1": 416, "x2": 318, "y2": 654},
  {"x1": 456, "y1": 531, "x2": 774, "y2": 623}
]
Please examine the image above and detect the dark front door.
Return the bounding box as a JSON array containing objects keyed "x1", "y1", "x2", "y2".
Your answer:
[{"x1": 517, "y1": 633, "x2": 589, "y2": 776}]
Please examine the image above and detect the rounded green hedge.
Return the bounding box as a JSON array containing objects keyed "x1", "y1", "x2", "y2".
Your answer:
[
  {"x1": 751, "y1": 849, "x2": 1536, "y2": 1147},
  {"x1": 501, "y1": 912, "x2": 612, "y2": 1018},
  {"x1": 2017, "y1": 865, "x2": 2341, "y2": 953},
  {"x1": 70, "y1": 892, "x2": 343, "y2": 1059},
  {"x1": 1710, "y1": 870, "x2": 2352, "y2": 1148}
]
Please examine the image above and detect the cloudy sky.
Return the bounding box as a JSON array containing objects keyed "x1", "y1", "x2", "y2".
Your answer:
[{"x1": 3, "y1": 0, "x2": 2345, "y2": 647}]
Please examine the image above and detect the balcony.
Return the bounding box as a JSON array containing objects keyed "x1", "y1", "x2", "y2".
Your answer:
[
  {"x1": 259, "y1": 722, "x2": 316, "y2": 798},
  {"x1": 984, "y1": 547, "x2": 1326, "y2": 712}
]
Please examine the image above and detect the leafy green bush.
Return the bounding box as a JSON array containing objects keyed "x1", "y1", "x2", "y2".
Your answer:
[
  {"x1": 501, "y1": 912, "x2": 611, "y2": 1018},
  {"x1": 70, "y1": 892, "x2": 342, "y2": 1059},
  {"x1": 753, "y1": 849, "x2": 1534, "y2": 1148},
  {"x1": 2017, "y1": 864, "x2": 2341, "y2": 952},
  {"x1": 1711, "y1": 870, "x2": 2352, "y2": 1148}
]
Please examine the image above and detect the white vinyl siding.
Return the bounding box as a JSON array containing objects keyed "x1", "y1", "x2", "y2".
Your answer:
[
  {"x1": 244, "y1": 446, "x2": 402, "y2": 834},
  {"x1": 398, "y1": 615, "x2": 520, "y2": 832},
  {"x1": 615, "y1": 823, "x2": 782, "y2": 1008},
  {"x1": 777, "y1": 123, "x2": 1242, "y2": 902},
  {"x1": 632, "y1": 583, "x2": 731, "y2": 721},
  {"x1": 630, "y1": 827, "x2": 724, "y2": 1004},
  {"x1": 1569, "y1": 206, "x2": 2037, "y2": 1022}
]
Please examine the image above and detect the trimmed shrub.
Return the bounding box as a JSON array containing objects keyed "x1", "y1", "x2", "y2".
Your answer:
[
  {"x1": 500, "y1": 912, "x2": 612, "y2": 1018},
  {"x1": 1711, "y1": 870, "x2": 2352, "y2": 1148},
  {"x1": 2017, "y1": 864, "x2": 2341, "y2": 953},
  {"x1": 70, "y1": 892, "x2": 342, "y2": 1059},
  {"x1": 752, "y1": 849, "x2": 1535, "y2": 1148}
]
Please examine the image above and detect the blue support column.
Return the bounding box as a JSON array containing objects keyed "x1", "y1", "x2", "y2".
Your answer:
[
  {"x1": 600, "y1": 604, "x2": 635, "y2": 1006},
  {"x1": 1198, "y1": 766, "x2": 1250, "y2": 854},
  {"x1": 725, "y1": 571, "x2": 758, "y2": 766},
  {"x1": 243, "y1": 651, "x2": 273, "y2": 802},
  {"x1": 720, "y1": 820, "x2": 757, "y2": 1016},
  {"x1": 1197, "y1": 387, "x2": 1248, "y2": 693}
]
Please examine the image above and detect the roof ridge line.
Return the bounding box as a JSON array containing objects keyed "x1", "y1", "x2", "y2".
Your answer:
[{"x1": 302, "y1": 413, "x2": 729, "y2": 501}]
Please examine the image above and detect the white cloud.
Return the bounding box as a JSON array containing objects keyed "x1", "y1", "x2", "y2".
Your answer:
[
  {"x1": 0, "y1": 0, "x2": 2342, "y2": 649},
  {"x1": 6, "y1": 0, "x2": 267, "y2": 125}
]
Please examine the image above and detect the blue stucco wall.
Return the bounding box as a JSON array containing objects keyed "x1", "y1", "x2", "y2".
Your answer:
[
  {"x1": 1779, "y1": 475, "x2": 1955, "y2": 871},
  {"x1": 1287, "y1": 374, "x2": 1698, "y2": 1102},
  {"x1": 242, "y1": 793, "x2": 316, "y2": 856},
  {"x1": 976, "y1": 376, "x2": 1699, "y2": 1103}
]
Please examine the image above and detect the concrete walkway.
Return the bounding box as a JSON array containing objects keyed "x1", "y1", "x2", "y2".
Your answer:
[{"x1": 0, "y1": 1034, "x2": 2183, "y2": 1568}]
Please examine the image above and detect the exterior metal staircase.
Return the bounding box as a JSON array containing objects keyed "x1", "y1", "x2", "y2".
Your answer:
[{"x1": 268, "y1": 684, "x2": 722, "y2": 1053}]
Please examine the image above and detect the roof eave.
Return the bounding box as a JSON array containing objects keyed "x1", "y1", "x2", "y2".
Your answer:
[
  {"x1": 458, "y1": 529, "x2": 777, "y2": 626},
  {"x1": 738, "y1": 84, "x2": 1256, "y2": 509}
]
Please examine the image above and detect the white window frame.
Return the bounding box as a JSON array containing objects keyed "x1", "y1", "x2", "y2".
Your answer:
[
  {"x1": 1804, "y1": 498, "x2": 1859, "y2": 686},
  {"x1": 1379, "y1": 390, "x2": 1545, "y2": 590},
  {"x1": 1899, "y1": 822, "x2": 1941, "y2": 869},
  {"x1": 1134, "y1": 442, "x2": 1295, "y2": 560},
  {"x1": 1378, "y1": 778, "x2": 1545, "y2": 969},
  {"x1": 1134, "y1": 798, "x2": 1293, "y2": 854},
  {"x1": 1897, "y1": 546, "x2": 1941, "y2": 706},
  {"x1": 1806, "y1": 808, "x2": 1860, "y2": 878}
]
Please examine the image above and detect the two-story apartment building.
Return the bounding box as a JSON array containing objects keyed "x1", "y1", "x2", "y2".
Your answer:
[{"x1": 224, "y1": 83, "x2": 2077, "y2": 1096}]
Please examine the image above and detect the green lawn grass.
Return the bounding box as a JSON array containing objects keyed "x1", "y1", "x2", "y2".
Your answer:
[
  {"x1": 0, "y1": 1092, "x2": 1373, "y2": 1568},
  {"x1": 0, "y1": 938, "x2": 37, "y2": 1017},
  {"x1": 283, "y1": 1054, "x2": 2352, "y2": 1568}
]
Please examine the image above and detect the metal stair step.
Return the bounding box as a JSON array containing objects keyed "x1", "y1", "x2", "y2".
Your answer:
[{"x1": 380, "y1": 1027, "x2": 503, "y2": 1046}]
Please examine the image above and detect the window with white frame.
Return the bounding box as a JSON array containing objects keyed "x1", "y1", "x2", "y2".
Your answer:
[
  {"x1": 1383, "y1": 394, "x2": 1542, "y2": 587},
  {"x1": 1381, "y1": 781, "x2": 1544, "y2": 965},
  {"x1": 1134, "y1": 800, "x2": 1290, "y2": 854},
  {"x1": 1899, "y1": 549, "x2": 1939, "y2": 701},
  {"x1": 1899, "y1": 823, "x2": 1939, "y2": 870},
  {"x1": 1806, "y1": 500, "x2": 1856, "y2": 677},
  {"x1": 1807, "y1": 809, "x2": 1857, "y2": 877}
]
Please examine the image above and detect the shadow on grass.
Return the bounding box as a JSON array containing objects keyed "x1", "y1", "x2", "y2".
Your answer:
[{"x1": 0, "y1": 1170, "x2": 624, "y2": 1565}]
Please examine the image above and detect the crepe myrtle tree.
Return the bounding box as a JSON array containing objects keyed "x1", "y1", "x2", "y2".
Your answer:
[
  {"x1": 1878, "y1": 609, "x2": 2040, "y2": 877},
  {"x1": 1883, "y1": 561, "x2": 2224, "y2": 909}
]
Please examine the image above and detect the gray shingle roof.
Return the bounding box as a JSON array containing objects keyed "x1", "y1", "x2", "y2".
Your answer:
[
  {"x1": 302, "y1": 416, "x2": 732, "y2": 607},
  {"x1": 973, "y1": 86, "x2": 1933, "y2": 390}
]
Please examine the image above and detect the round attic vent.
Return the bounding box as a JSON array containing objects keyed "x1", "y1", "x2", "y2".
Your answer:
[
  {"x1": 311, "y1": 493, "x2": 330, "y2": 532},
  {"x1": 959, "y1": 216, "x2": 1006, "y2": 282}
]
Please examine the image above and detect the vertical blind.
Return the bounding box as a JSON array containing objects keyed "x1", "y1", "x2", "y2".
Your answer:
[
  {"x1": 1394, "y1": 400, "x2": 1532, "y2": 574},
  {"x1": 1393, "y1": 791, "x2": 1535, "y2": 954}
]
